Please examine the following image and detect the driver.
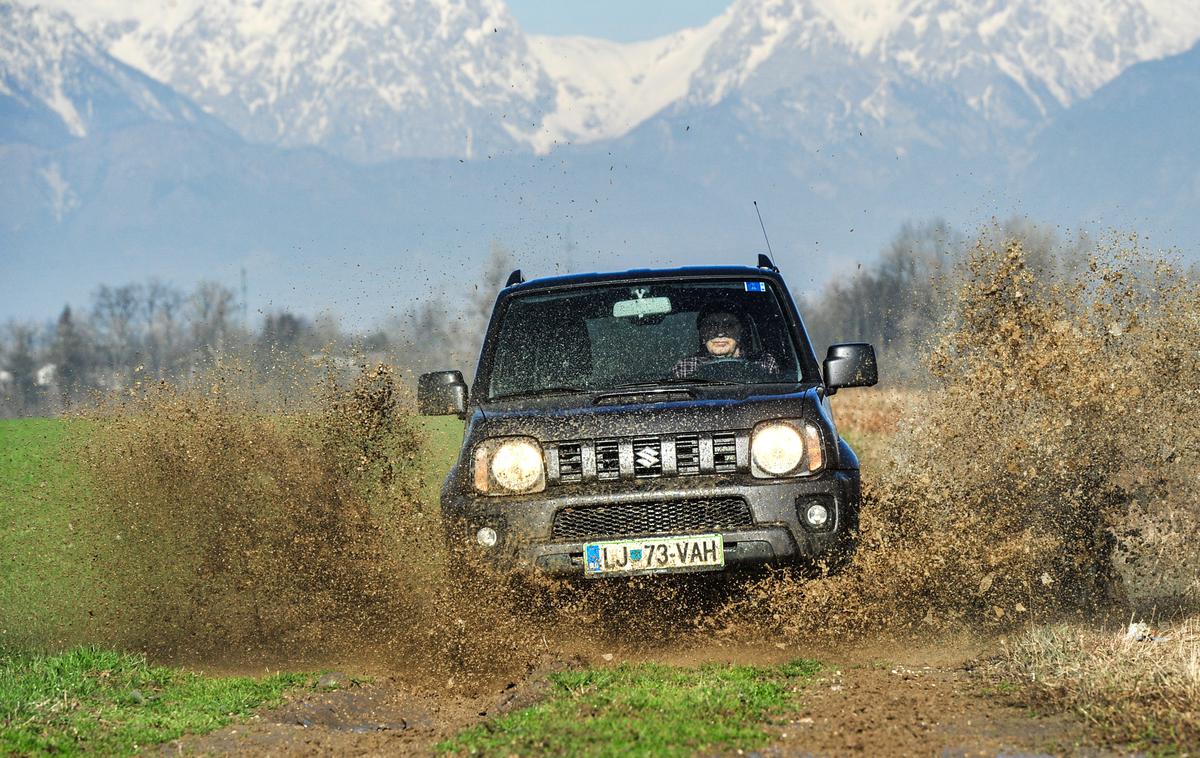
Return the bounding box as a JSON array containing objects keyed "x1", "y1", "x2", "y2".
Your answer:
[{"x1": 672, "y1": 301, "x2": 779, "y2": 379}]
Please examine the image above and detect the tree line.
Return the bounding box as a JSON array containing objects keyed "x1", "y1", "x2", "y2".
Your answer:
[
  {"x1": 0, "y1": 245, "x2": 515, "y2": 418},
  {"x1": 3, "y1": 221, "x2": 1178, "y2": 416}
]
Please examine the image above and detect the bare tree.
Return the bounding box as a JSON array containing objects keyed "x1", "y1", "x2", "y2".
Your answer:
[
  {"x1": 802, "y1": 219, "x2": 965, "y2": 380},
  {"x1": 189, "y1": 281, "x2": 237, "y2": 363},
  {"x1": 457, "y1": 241, "x2": 515, "y2": 372},
  {"x1": 142, "y1": 280, "x2": 184, "y2": 378},
  {"x1": 91, "y1": 283, "x2": 143, "y2": 389}
]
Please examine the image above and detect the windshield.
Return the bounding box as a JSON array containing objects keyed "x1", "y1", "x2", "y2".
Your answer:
[{"x1": 485, "y1": 279, "x2": 806, "y2": 400}]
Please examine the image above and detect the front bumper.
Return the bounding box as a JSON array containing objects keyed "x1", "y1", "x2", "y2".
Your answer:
[{"x1": 441, "y1": 470, "x2": 860, "y2": 579}]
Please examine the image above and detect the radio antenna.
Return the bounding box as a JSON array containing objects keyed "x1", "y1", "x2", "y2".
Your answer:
[{"x1": 753, "y1": 200, "x2": 775, "y2": 258}]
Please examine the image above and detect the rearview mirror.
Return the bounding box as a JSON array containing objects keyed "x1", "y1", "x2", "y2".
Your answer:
[
  {"x1": 418, "y1": 370, "x2": 467, "y2": 416},
  {"x1": 613, "y1": 296, "x2": 671, "y2": 318},
  {"x1": 823, "y1": 343, "x2": 878, "y2": 394}
]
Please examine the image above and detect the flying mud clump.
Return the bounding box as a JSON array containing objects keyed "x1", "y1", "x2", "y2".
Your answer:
[{"x1": 712, "y1": 238, "x2": 1200, "y2": 641}]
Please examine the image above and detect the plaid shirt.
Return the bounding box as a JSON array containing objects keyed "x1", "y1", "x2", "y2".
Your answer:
[{"x1": 671, "y1": 351, "x2": 780, "y2": 379}]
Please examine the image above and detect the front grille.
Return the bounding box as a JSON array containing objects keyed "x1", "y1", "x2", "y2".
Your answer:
[
  {"x1": 558, "y1": 443, "x2": 583, "y2": 483},
  {"x1": 675, "y1": 434, "x2": 700, "y2": 475},
  {"x1": 595, "y1": 439, "x2": 620, "y2": 480},
  {"x1": 552, "y1": 497, "x2": 753, "y2": 540},
  {"x1": 713, "y1": 432, "x2": 738, "y2": 473},
  {"x1": 549, "y1": 430, "x2": 747, "y2": 485}
]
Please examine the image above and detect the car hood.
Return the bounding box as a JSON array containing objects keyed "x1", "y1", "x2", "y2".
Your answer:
[{"x1": 469, "y1": 384, "x2": 825, "y2": 442}]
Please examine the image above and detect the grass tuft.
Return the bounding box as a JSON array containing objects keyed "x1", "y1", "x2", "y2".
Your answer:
[
  {"x1": 0, "y1": 646, "x2": 309, "y2": 756},
  {"x1": 441, "y1": 659, "x2": 820, "y2": 757},
  {"x1": 998, "y1": 616, "x2": 1200, "y2": 750}
]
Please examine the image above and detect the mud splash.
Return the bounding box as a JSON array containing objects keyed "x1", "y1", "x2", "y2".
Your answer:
[
  {"x1": 709, "y1": 236, "x2": 1200, "y2": 641},
  {"x1": 74, "y1": 235, "x2": 1200, "y2": 683},
  {"x1": 82, "y1": 365, "x2": 422, "y2": 658}
]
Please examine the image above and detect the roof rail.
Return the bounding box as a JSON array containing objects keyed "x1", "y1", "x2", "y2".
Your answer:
[
  {"x1": 757, "y1": 254, "x2": 778, "y2": 272},
  {"x1": 505, "y1": 269, "x2": 525, "y2": 287}
]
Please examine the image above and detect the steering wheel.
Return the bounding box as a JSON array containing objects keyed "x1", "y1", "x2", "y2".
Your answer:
[{"x1": 692, "y1": 357, "x2": 768, "y2": 382}]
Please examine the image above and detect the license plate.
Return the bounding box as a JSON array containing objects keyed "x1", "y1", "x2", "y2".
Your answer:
[{"x1": 583, "y1": 534, "x2": 724, "y2": 577}]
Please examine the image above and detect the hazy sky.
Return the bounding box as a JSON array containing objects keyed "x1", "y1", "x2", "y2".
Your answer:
[{"x1": 505, "y1": 0, "x2": 731, "y2": 41}]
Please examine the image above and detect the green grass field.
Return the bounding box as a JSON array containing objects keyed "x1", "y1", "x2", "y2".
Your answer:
[
  {"x1": 0, "y1": 416, "x2": 463, "y2": 754},
  {"x1": 417, "y1": 415, "x2": 464, "y2": 504},
  {"x1": 0, "y1": 419, "x2": 102, "y2": 651},
  {"x1": 441, "y1": 660, "x2": 820, "y2": 757},
  {"x1": 0, "y1": 647, "x2": 309, "y2": 755}
]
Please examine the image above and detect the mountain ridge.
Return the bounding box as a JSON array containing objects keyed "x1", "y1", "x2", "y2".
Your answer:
[
  {"x1": 21, "y1": 0, "x2": 1200, "y2": 161},
  {"x1": 2, "y1": 0, "x2": 1197, "y2": 327}
]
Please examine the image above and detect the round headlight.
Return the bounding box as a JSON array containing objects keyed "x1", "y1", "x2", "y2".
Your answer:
[
  {"x1": 806, "y1": 504, "x2": 829, "y2": 528},
  {"x1": 490, "y1": 439, "x2": 543, "y2": 492},
  {"x1": 751, "y1": 423, "x2": 804, "y2": 476}
]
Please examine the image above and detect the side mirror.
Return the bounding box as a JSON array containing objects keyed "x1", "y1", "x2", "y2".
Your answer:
[
  {"x1": 418, "y1": 370, "x2": 467, "y2": 416},
  {"x1": 823, "y1": 343, "x2": 878, "y2": 394}
]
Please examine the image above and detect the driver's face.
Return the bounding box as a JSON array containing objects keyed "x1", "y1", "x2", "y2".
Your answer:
[{"x1": 700, "y1": 312, "x2": 742, "y2": 357}]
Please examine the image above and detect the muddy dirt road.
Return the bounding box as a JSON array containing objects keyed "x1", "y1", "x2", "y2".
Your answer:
[{"x1": 165, "y1": 637, "x2": 1099, "y2": 757}]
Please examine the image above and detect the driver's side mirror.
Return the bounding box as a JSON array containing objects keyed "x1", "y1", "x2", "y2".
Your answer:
[
  {"x1": 823, "y1": 343, "x2": 878, "y2": 394},
  {"x1": 418, "y1": 370, "x2": 467, "y2": 416}
]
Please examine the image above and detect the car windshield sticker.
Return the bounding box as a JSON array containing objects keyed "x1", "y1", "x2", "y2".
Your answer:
[{"x1": 745, "y1": 281, "x2": 766, "y2": 292}]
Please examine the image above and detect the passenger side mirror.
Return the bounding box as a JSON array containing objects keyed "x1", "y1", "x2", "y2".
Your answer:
[
  {"x1": 823, "y1": 343, "x2": 878, "y2": 394},
  {"x1": 418, "y1": 370, "x2": 467, "y2": 416}
]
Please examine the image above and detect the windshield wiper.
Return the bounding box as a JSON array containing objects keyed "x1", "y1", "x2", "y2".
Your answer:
[{"x1": 491, "y1": 386, "x2": 590, "y2": 401}]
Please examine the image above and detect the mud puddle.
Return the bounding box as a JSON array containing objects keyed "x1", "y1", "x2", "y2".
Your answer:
[
  {"x1": 760, "y1": 643, "x2": 1103, "y2": 757},
  {"x1": 161, "y1": 651, "x2": 570, "y2": 756},
  {"x1": 161, "y1": 637, "x2": 1103, "y2": 757}
]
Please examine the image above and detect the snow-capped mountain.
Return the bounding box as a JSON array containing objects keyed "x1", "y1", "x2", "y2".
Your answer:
[
  {"x1": 690, "y1": 0, "x2": 1200, "y2": 107},
  {"x1": 527, "y1": 21, "x2": 730, "y2": 152},
  {"x1": 673, "y1": 0, "x2": 1200, "y2": 146},
  {"x1": 3, "y1": 0, "x2": 1199, "y2": 338},
  {"x1": 61, "y1": 0, "x2": 557, "y2": 161},
  {"x1": 0, "y1": 1, "x2": 210, "y2": 147},
  {"x1": 22, "y1": 0, "x2": 1200, "y2": 161}
]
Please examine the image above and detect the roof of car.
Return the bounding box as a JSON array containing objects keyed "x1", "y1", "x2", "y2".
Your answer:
[{"x1": 505, "y1": 265, "x2": 783, "y2": 294}]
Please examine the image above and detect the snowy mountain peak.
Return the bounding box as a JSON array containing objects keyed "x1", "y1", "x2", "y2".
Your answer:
[
  {"x1": 0, "y1": 1, "x2": 208, "y2": 144},
  {"x1": 66, "y1": 0, "x2": 558, "y2": 161},
  {"x1": 10, "y1": 0, "x2": 1200, "y2": 160}
]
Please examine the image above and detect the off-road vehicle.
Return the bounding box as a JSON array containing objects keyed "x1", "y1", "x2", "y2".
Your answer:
[{"x1": 419, "y1": 255, "x2": 877, "y2": 579}]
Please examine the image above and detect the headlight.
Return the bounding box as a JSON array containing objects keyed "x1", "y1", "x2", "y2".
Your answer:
[
  {"x1": 750, "y1": 420, "x2": 824, "y2": 477},
  {"x1": 805, "y1": 503, "x2": 829, "y2": 527},
  {"x1": 473, "y1": 437, "x2": 545, "y2": 495}
]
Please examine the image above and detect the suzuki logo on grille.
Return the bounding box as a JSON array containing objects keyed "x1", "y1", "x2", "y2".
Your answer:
[{"x1": 635, "y1": 446, "x2": 660, "y2": 468}]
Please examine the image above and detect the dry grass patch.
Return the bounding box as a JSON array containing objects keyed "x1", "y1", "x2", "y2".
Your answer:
[
  {"x1": 999, "y1": 617, "x2": 1200, "y2": 749},
  {"x1": 829, "y1": 387, "x2": 916, "y2": 438}
]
